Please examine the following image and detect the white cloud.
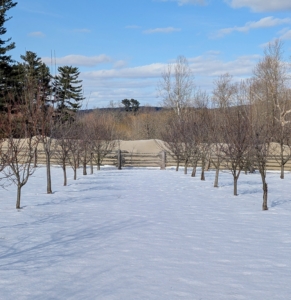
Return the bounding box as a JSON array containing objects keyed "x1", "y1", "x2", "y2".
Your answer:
[
  {"x1": 125, "y1": 25, "x2": 141, "y2": 29},
  {"x1": 158, "y1": 0, "x2": 206, "y2": 6},
  {"x1": 225, "y1": 0, "x2": 291, "y2": 12},
  {"x1": 215, "y1": 17, "x2": 291, "y2": 38},
  {"x1": 80, "y1": 53, "x2": 261, "y2": 108},
  {"x1": 280, "y1": 29, "x2": 291, "y2": 40},
  {"x1": 260, "y1": 28, "x2": 291, "y2": 47},
  {"x1": 41, "y1": 54, "x2": 111, "y2": 67},
  {"x1": 73, "y1": 28, "x2": 91, "y2": 33},
  {"x1": 143, "y1": 27, "x2": 181, "y2": 34},
  {"x1": 82, "y1": 63, "x2": 165, "y2": 80},
  {"x1": 28, "y1": 31, "x2": 45, "y2": 37},
  {"x1": 113, "y1": 60, "x2": 128, "y2": 68},
  {"x1": 188, "y1": 53, "x2": 260, "y2": 76}
]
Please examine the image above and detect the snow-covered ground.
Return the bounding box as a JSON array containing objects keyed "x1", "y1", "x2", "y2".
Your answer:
[{"x1": 1, "y1": 166, "x2": 291, "y2": 300}]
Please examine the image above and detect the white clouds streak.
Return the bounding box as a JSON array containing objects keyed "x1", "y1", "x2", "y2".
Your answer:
[
  {"x1": 83, "y1": 63, "x2": 165, "y2": 80},
  {"x1": 279, "y1": 29, "x2": 291, "y2": 40},
  {"x1": 143, "y1": 27, "x2": 181, "y2": 34},
  {"x1": 28, "y1": 31, "x2": 45, "y2": 37},
  {"x1": 159, "y1": 0, "x2": 206, "y2": 6},
  {"x1": 113, "y1": 60, "x2": 128, "y2": 68},
  {"x1": 125, "y1": 25, "x2": 141, "y2": 29},
  {"x1": 188, "y1": 54, "x2": 259, "y2": 76},
  {"x1": 215, "y1": 17, "x2": 291, "y2": 38},
  {"x1": 82, "y1": 54, "x2": 259, "y2": 82},
  {"x1": 41, "y1": 54, "x2": 111, "y2": 67},
  {"x1": 73, "y1": 28, "x2": 91, "y2": 33},
  {"x1": 81, "y1": 53, "x2": 260, "y2": 107},
  {"x1": 225, "y1": 0, "x2": 291, "y2": 12}
]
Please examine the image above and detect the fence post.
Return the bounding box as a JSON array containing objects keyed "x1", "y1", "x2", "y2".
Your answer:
[
  {"x1": 117, "y1": 150, "x2": 122, "y2": 170},
  {"x1": 160, "y1": 151, "x2": 166, "y2": 170}
]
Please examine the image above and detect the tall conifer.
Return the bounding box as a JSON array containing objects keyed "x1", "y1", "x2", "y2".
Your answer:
[
  {"x1": 0, "y1": 0, "x2": 17, "y2": 110},
  {"x1": 53, "y1": 66, "x2": 84, "y2": 121}
]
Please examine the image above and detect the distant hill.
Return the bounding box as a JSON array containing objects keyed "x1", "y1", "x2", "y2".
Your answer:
[{"x1": 78, "y1": 106, "x2": 164, "y2": 116}]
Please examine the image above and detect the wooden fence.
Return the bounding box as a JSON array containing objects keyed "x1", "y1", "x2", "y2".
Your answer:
[
  {"x1": 32, "y1": 148, "x2": 291, "y2": 171},
  {"x1": 2, "y1": 140, "x2": 291, "y2": 171}
]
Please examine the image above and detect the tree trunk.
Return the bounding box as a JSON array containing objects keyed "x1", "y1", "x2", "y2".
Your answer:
[
  {"x1": 16, "y1": 185, "x2": 21, "y2": 209},
  {"x1": 201, "y1": 168, "x2": 205, "y2": 181},
  {"x1": 184, "y1": 159, "x2": 188, "y2": 175},
  {"x1": 73, "y1": 167, "x2": 77, "y2": 180},
  {"x1": 90, "y1": 153, "x2": 94, "y2": 175},
  {"x1": 280, "y1": 143, "x2": 284, "y2": 179},
  {"x1": 83, "y1": 161, "x2": 87, "y2": 175},
  {"x1": 77, "y1": 150, "x2": 80, "y2": 168},
  {"x1": 96, "y1": 155, "x2": 101, "y2": 171},
  {"x1": 46, "y1": 153, "x2": 52, "y2": 194},
  {"x1": 34, "y1": 148, "x2": 37, "y2": 168},
  {"x1": 234, "y1": 176, "x2": 238, "y2": 196},
  {"x1": 117, "y1": 150, "x2": 122, "y2": 170},
  {"x1": 205, "y1": 156, "x2": 211, "y2": 171},
  {"x1": 176, "y1": 160, "x2": 180, "y2": 172},
  {"x1": 280, "y1": 164, "x2": 284, "y2": 179},
  {"x1": 262, "y1": 182, "x2": 268, "y2": 210},
  {"x1": 160, "y1": 151, "x2": 166, "y2": 170},
  {"x1": 201, "y1": 157, "x2": 205, "y2": 181},
  {"x1": 63, "y1": 163, "x2": 67, "y2": 186},
  {"x1": 191, "y1": 162, "x2": 197, "y2": 177},
  {"x1": 214, "y1": 167, "x2": 219, "y2": 187},
  {"x1": 83, "y1": 149, "x2": 87, "y2": 175}
]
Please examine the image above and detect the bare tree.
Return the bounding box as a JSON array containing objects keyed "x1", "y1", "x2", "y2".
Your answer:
[
  {"x1": 269, "y1": 120, "x2": 291, "y2": 179},
  {"x1": 67, "y1": 131, "x2": 80, "y2": 181},
  {"x1": 181, "y1": 112, "x2": 199, "y2": 175},
  {"x1": 208, "y1": 110, "x2": 224, "y2": 187},
  {"x1": 213, "y1": 73, "x2": 237, "y2": 109},
  {"x1": 211, "y1": 73, "x2": 238, "y2": 187},
  {"x1": 84, "y1": 111, "x2": 116, "y2": 171},
  {"x1": 158, "y1": 55, "x2": 195, "y2": 116},
  {"x1": 5, "y1": 138, "x2": 37, "y2": 208},
  {"x1": 38, "y1": 107, "x2": 55, "y2": 194},
  {"x1": 220, "y1": 110, "x2": 251, "y2": 195},
  {"x1": 53, "y1": 122, "x2": 72, "y2": 186},
  {"x1": 194, "y1": 94, "x2": 211, "y2": 181},
  {"x1": 0, "y1": 120, "x2": 9, "y2": 188},
  {"x1": 252, "y1": 39, "x2": 291, "y2": 178},
  {"x1": 78, "y1": 121, "x2": 92, "y2": 176},
  {"x1": 218, "y1": 81, "x2": 251, "y2": 196},
  {"x1": 250, "y1": 115, "x2": 270, "y2": 210},
  {"x1": 4, "y1": 103, "x2": 38, "y2": 209},
  {"x1": 189, "y1": 117, "x2": 201, "y2": 178},
  {"x1": 161, "y1": 113, "x2": 184, "y2": 171}
]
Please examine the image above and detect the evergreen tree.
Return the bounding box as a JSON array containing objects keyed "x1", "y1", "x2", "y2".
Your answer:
[
  {"x1": 18, "y1": 51, "x2": 51, "y2": 107},
  {"x1": 54, "y1": 65, "x2": 84, "y2": 120},
  {"x1": 0, "y1": 0, "x2": 17, "y2": 110},
  {"x1": 121, "y1": 98, "x2": 140, "y2": 113}
]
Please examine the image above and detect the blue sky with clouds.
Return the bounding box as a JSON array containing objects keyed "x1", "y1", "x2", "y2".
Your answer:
[{"x1": 6, "y1": 0, "x2": 291, "y2": 108}]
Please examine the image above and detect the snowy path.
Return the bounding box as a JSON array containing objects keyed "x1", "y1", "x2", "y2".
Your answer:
[{"x1": 1, "y1": 167, "x2": 291, "y2": 299}]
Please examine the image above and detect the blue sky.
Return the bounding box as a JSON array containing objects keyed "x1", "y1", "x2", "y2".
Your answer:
[{"x1": 6, "y1": 0, "x2": 291, "y2": 108}]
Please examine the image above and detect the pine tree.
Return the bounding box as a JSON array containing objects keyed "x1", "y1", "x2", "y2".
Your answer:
[
  {"x1": 54, "y1": 65, "x2": 84, "y2": 121},
  {"x1": 0, "y1": 0, "x2": 17, "y2": 111},
  {"x1": 18, "y1": 51, "x2": 51, "y2": 107},
  {"x1": 121, "y1": 98, "x2": 140, "y2": 113}
]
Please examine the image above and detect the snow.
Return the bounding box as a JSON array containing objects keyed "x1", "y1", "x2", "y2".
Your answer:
[{"x1": 1, "y1": 166, "x2": 291, "y2": 299}]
